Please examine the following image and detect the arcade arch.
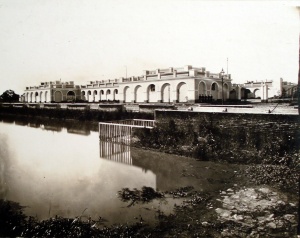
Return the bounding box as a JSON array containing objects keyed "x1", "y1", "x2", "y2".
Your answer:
[
  {"x1": 106, "y1": 90, "x2": 111, "y2": 101},
  {"x1": 34, "y1": 92, "x2": 38, "y2": 102},
  {"x1": 67, "y1": 91, "x2": 76, "y2": 101},
  {"x1": 124, "y1": 86, "x2": 131, "y2": 103},
  {"x1": 211, "y1": 83, "x2": 219, "y2": 100},
  {"x1": 134, "y1": 85, "x2": 143, "y2": 103},
  {"x1": 100, "y1": 90, "x2": 104, "y2": 101},
  {"x1": 45, "y1": 91, "x2": 48, "y2": 102},
  {"x1": 177, "y1": 82, "x2": 188, "y2": 102},
  {"x1": 39, "y1": 92, "x2": 43, "y2": 102},
  {"x1": 161, "y1": 83, "x2": 171, "y2": 103},
  {"x1": 198, "y1": 81, "x2": 206, "y2": 96},
  {"x1": 81, "y1": 91, "x2": 86, "y2": 101},
  {"x1": 87, "y1": 90, "x2": 91, "y2": 102},
  {"x1": 93, "y1": 90, "x2": 97, "y2": 102},
  {"x1": 223, "y1": 83, "x2": 229, "y2": 100},
  {"x1": 253, "y1": 88, "x2": 261, "y2": 98},
  {"x1": 113, "y1": 89, "x2": 118, "y2": 101},
  {"x1": 147, "y1": 84, "x2": 156, "y2": 103},
  {"x1": 229, "y1": 89, "x2": 237, "y2": 100}
]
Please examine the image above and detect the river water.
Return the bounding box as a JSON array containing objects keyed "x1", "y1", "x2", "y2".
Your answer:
[{"x1": 0, "y1": 117, "x2": 205, "y2": 226}]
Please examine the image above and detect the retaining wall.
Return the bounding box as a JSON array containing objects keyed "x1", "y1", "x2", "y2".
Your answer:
[{"x1": 155, "y1": 110, "x2": 299, "y2": 130}]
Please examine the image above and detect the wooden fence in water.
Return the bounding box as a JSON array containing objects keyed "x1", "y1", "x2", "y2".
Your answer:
[{"x1": 99, "y1": 119, "x2": 155, "y2": 144}]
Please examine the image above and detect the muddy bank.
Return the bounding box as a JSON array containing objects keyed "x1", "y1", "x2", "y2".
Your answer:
[{"x1": 1, "y1": 149, "x2": 298, "y2": 237}]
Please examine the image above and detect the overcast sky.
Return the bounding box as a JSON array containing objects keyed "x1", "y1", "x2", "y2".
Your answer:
[{"x1": 0, "y1": 0, "x2": 299, "y2": 94}]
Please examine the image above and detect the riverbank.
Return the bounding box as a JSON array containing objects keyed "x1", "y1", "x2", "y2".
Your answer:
[
  {"x1": 0, "y1": 106, "x2": 299, "y2": 237},
  {"x1": 1, "y1": 149, "x2": 298, "y2": 237}
]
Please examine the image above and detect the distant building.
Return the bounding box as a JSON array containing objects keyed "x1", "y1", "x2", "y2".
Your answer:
[
  {"x1": 24, "y1": 81, "x2": 81, "y2": 103},
  {"x1": 236, "y1": 78, "x2": 297, "y2": 100},
  {"x1": 281, "y1": 79, "x2": 297, "y2": 98}
]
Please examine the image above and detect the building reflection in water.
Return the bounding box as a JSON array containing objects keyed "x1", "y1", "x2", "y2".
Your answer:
[
  {"x1": 99, "y1": 140, "x2": 132, "y2": 165},
  {"x1": 0, "y1": 115, "x2": 95, "y2": 135},
  {"x1": 99, "y1": 139, "x2": 199, "y2": 192}
]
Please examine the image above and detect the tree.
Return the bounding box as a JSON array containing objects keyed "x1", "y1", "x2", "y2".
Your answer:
[{"x1": 0, "y1": 90, "x2": 20, "y2": 102}]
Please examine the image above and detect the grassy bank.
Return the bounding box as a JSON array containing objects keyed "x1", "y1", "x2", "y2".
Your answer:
[{"x1": 133, "y1": 117, "x2": 300, "y2": 193}]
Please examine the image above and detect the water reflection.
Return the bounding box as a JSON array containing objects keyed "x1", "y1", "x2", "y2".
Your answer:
[
  {"x1": 99, "y1": 140, "x2": 195, "y2": 192},
  {"x1": 0, "y1": 118, "x2": 159, "y2": 225},
  {"x1": 0, "y1": 114, "x2": 97, "y2": 135},
  {"x1": 0, "y1": 115, "x2": 200, "y2": 226},
  {"x1": 99, "y1": 140, "x2": 132, "y2": 165}
]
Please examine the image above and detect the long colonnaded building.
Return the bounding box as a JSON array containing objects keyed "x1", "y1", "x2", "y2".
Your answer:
[
  {"x1": 23, "y1": 65, "x2": 233, "y2": 103},
  {"x1": 23, "y1": 65, "x2": 293, "y2": 103}
]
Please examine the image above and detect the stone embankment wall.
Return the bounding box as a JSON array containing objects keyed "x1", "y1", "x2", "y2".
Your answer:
[
  {"x1": 155, "y1": 110, "x2": 299, "y2": 131},
  {"x1": 0, "y1": 102, "x2": 174, "y2": 113}
]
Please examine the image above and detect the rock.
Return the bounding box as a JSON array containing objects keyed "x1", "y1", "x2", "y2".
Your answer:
[
  {"x1": 223, "y1": 205, "x2": 235, "y2": 210},
  {"x1": 233, "y1": 214, "x2": 243, "y2": 221},
  {"x1": 275, "y1": 219, "x2": 284, "y2": 229},
  {"x1": 283, "y1": 214, "x2": 296, "y2": 223},
  {"x1": 215, "y1": 208, "x2": 232, "y2": 218},
  {"x1": 221, "y1": 210, "x2": 232, "y2": 218},
  {"x1": 259, "y1": 187, "x2": 270, "y2": 194},
  {"x1": 215, "y1": 208, "x2": 223, "y2": 214},
  {"x1": 201, "y1": 221, "x2": 209, "y2": 227},
  {"x1": 249, "y1": 231, "x2": 259, "y2": 237},
  {"x1": 266, "y1": 222, "x2": 276, "y2": 229},
  {"x1": 276, "y1": 200, "x2": 285, "y2": 205},
  {"x1": 266, "y1": 214, "x2": 274, "y2": 221},
  {"x1": 221, "y1": 229, "x2": 231, "y2": 237},
  {"x1": 257, "y1": 216, "x2": 266, "y2": 224}
]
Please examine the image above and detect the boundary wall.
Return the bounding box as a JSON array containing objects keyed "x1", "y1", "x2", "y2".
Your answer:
[{"x1": 154, "y1": 110, "x2": 300, "y2": 131}]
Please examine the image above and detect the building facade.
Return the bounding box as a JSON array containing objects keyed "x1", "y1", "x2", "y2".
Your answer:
[
  {"x1": 24, "y1": 81, "x2": 81, "y2": 103},
  {"x1": 236, "y1": 78, "x2": 297, "y2": 100},
  {"x1": 23, "y1": 65, "x2": 296, "y2": 104},
  {"x1": 77, "y1": 65, "x2": 232, "y2": 104}
]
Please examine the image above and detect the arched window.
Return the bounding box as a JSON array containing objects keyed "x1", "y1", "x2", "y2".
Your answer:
[{"x1": 212, "y1": 83, "x2": 216, "y2": 91}]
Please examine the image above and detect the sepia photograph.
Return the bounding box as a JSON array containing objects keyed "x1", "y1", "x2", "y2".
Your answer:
[{"x1": 0, "y1": 0, "x2": 299, "y2": 237}]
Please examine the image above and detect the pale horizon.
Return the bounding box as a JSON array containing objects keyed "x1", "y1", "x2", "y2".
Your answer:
[{"x1": 0, "y1": 0, "x2": 299, "y2": 95}]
